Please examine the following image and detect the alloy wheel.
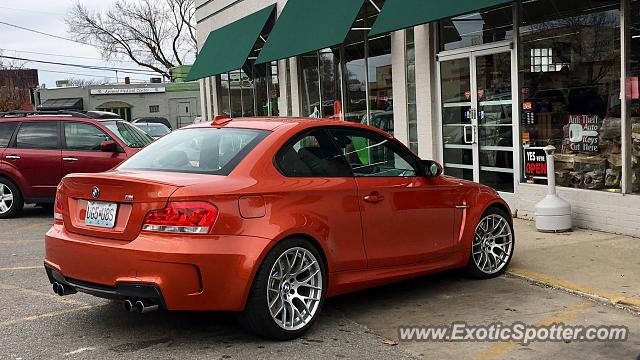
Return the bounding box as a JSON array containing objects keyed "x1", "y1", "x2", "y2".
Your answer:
[
  {"x1": 472, "y1": 214, "x2": 513, "y2": 275},
  {"x1": 0, "y1": 184, "x2": 14, "y2": 215},
  {"x1": 267, "y1": 247, "x2": 323, "y2": 331}
]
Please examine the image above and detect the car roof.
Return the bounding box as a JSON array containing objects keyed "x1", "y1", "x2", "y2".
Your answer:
[{"x1": 183, "y1": 117, "x2": 392, "y2": 135}]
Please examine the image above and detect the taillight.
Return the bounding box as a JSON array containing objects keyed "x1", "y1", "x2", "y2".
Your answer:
[
  {"x1": 54, "y1": 191, "x2": 63, "y2": 225},
  {"x1": 142, "y1": 202, "x2": 218, "y2": 234}
]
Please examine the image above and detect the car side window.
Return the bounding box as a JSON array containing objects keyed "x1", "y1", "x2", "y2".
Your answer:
[
  {"x1": 0, "y1": 122, "x2": 18, "y2": 148},
  {"x1": 64, "y1": 122, "x2": 111, "y2": 151},
  {"x1": 329, "y1": 128, "x2": 418, "y2": 177},
  {"x1": 275, "y1": 129, "x2": 352, "y2": 177},
  {"x1": 16, "y1": 122, "x2": 59, "y2": 149}
]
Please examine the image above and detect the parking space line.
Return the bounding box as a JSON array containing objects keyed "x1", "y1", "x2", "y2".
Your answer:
[
  {"x1": 6, "y1": 222, "x2": 52, "y2": 233},
  {"x1": 0, "y1": 283, "x2": 89, "y2": 306},
  {"x1": 0, "y1": 305, "x2": 97, "y2": 327},
  {"x1": 0, "y1": 266, "x2": 42, "y2": 271},
  {"x1": 0, "y1": 239, "x2": 42, "y2": 245},
  {"x1": 473, "y1": 301, "x2": 593, "y2": 360},
  {"x1": 507, "y1": 268, "x2": 640, "y2": 310}
]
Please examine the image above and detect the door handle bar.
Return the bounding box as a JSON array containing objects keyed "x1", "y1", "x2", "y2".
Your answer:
[
  {"x1": 63, "y1": 157, "x2": 79, "y2": 162},
  {"x1": 5, "y1": 155, "x2": 20, "y2": 160},
  {"x1": 363, "y1": 193, "x2": 385, "y2": 204}
]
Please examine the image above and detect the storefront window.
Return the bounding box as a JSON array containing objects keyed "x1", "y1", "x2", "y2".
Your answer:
[
  {"x1": 344, "y1": 39, "x2": 367, "y2": 123},
  {"x1": 299, "y1": 53, "x2": 321, "y2": 117},
  {"x1": 519, "y1": 0, "x2": 621, "y2": 192},
  {"x1": 439, "y1": 4, "x2": 513, "y2": 51},
  {"x1": 320, "y1": 49, "x2": 342, "y2": 119},
  {"x1": 368, "y1": 35, "x2": 394, "y2": 134},
  {"x1": 628, "y1": 0, "x2": 640, "y2": 193},
  {"x1": 406, "y1": 28, "x2": 418, "y2": 153}
]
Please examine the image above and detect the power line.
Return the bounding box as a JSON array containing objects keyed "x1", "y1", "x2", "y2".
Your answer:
[
  {"x1": 36, "y1": 69, "x2": 147, "y2": 82},
  {"x1": 0, "y1": 21, "x2": 91, "y2": 47},
  {"x1": 0, "y1": 48, "x2": 140, "y2": 64},
  {"x1": 0, "y1": 55, "x2": 161, "y2": 76}
]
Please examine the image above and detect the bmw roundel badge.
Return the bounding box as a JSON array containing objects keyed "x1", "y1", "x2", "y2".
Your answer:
[{"x1": 91, "y1": 186, "x2": 100, "y2": 199}]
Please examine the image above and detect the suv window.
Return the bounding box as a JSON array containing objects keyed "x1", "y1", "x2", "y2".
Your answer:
[
  {"x1": 16, "y1": 122, "x2": 59, "y2": 149},
  {"x1": 329, "y1": 128, "x2": 418, "y2": 177},
  {"x1": 275, "y1": 129, "x2": 352, "y2": 177},
  {"x1": 64, "y1": 122, "x2": 111, "y2": 151},
  {"x1": 118, "y1": 128, "x2": 269, "y2": 175},
  {"x1": 102, "y1": 121, "x2": 153, "y2": 148},
  {"x1": 0, "y1": 122, "x2": 18, "y2": 148}
]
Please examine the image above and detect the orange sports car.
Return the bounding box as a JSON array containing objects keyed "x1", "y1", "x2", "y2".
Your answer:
[{"x1": 44, "y1": 118, "x2": 514, "y2": 340}]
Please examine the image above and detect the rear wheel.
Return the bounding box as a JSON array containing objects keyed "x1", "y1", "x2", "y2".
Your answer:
[
  {"x1": 0, "y1": 178, "x2": 23, "y2": 219},
  {"x1": 466, "y1": 207, "x2": 514, "y2": 279},
  {"x1": 241, "y1": 238, "x2": 326, "y2": 340}
]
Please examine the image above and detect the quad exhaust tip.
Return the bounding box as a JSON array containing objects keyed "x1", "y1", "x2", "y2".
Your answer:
[
  {"x1": 52, "y1": 282, "x2": 76, "y2": 297},
  {"x1": 123, "y1": 299, "x2": 159, "y2": 313}
]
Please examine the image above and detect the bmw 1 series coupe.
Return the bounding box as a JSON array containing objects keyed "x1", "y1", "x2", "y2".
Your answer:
[{"x1": 45, "y1": 117, "x2": 515, "y2": 340}]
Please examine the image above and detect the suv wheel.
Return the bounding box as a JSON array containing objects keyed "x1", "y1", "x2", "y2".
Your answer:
[
  {"x1": 0, "y1": 178, "x2": 23, "y2": 219},
  {"x1": 241, "y1": 238, "x2": 326, "y2": 340}
]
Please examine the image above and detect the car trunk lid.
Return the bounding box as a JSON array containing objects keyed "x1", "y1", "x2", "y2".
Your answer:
[{"x1": 59, "y1": 171, "x2": 204, "y2": 241}]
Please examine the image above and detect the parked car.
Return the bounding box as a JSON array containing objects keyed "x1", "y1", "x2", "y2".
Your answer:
[
  {"x1": 45, "y1": 117, "x2": 514, "y2": 340},
  {"x1": 133, "y1": 122, "x2": 171, "y2": 140},
  {"x1": 132, "y1": 117, "x2": 172, "y2": 130},
  {"x1": 0, "y1": 111, "x2": 154, "y2": 218},
  {"x1": 85, "y1": 111, "x2": 122, "y2": 120}
]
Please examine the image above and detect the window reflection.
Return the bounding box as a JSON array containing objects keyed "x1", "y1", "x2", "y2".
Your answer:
[{"x1": 519, "y1": 0, "x2": 621, "y2": 192}]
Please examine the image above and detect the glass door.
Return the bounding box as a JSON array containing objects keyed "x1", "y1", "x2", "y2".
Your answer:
[{"x1": 439, "y1": 46, "x2": 516, "y2": 204}]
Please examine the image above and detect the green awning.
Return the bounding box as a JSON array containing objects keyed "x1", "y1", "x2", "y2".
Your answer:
[
  {"x1": 369, "y1": 0, "x2": 513, "y2": 36},
  {"x1": 256, "y1": 0, "x2": 365, "y2": 65},
  {"x1": 186, "y1": 4, "x2": 275, "y2": 82}
]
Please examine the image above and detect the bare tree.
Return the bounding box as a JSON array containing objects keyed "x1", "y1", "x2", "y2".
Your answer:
[
  {"x1": 66, "y1": 0, "x2": 197, "y2": 79},
  {"x1": 64, "y1": 78, "x2": 105, "y2": 87},
  {"x1": 0, "y1": 51, "x2": 28, "y2": 112}
]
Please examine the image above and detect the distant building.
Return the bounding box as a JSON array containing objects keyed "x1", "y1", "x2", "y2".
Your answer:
[
  {"x1": 0, "y1": 69, "x2": 39, "y2": 111},
  {"x1": 34, "y1": 81, "x2": 201, "y2": 128}
]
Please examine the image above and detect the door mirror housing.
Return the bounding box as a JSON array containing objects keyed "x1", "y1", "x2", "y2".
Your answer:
[
  {"x1": 100, "y1": 140, "x2": 118, "y2": 153},
  {"x1": 419, "y1": 160, "x2": 444, "y2": 177}
]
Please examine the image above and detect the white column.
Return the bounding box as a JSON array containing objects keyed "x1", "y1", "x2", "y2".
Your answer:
[
  {"x1": 391, "y1": 30, "x2": 409, "y2": 145},
  {"x1": 278, "y1": 59, "x2": 289, "y2": 116},
  {"x1": 414, "y1": 24, "x2": 439, "y2": 161},
  {"x1": 210, "y1": 76, "x2": 220, "y2": 117},
  {"x1": 199, "y1": 78, "x2": 209, "y2": 121},
  {"x1": 289, "y1": 56, "x2": 301, "y2": 117}
]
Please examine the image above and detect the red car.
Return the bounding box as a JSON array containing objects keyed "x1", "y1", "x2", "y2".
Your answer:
[
  {"x1": 0, "y1": 111, "x2": 153, "y2": 218},
  {"x1": 44, "y1": 117, "x2": 514, "y2": 340}
]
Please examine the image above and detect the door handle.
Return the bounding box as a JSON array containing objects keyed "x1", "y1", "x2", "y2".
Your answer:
[
  {"x1": 5, "y1": 155, "x2": 20, "y2": 160},
  {"x1": 63, "y1": 157, "x2": 79, "y2": 162},
  {"x1": 463, "y1": 125, "x2": 477, "y2": 144},
  {"x1": 363, "y1": 192, "x2": 385, "y2": 204}
]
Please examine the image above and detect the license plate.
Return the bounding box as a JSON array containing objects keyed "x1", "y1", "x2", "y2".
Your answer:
[{"x1": 85, "y1": 201, "x2": 118, "y2": 228}]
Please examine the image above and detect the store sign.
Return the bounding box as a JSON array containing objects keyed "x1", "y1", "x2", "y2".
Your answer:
[
  {"x1": 567, "y1": 115, "x2": 600, "y2": 153},
  {"x1": 90, "y1": 87, "x2": 166, "y2": 95},
  {"x1": 524, "y1": 147, "x2": 547, "y2": 179}
]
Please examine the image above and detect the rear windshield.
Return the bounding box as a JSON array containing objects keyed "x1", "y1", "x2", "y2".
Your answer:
[
  {"x1": 138, "y1": 124, "x2": 170, "y2": 137},
  {"x1": 118, "y1": 127, "x2": 269, "y2": 175},
  {"x1": 103, "y1": 121, "x2": 154, "y2": 148}
]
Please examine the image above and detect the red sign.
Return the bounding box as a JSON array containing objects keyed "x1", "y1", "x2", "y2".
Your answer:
[{"x1": 627, "y1": 77, "x2": 639, "y2": 100}]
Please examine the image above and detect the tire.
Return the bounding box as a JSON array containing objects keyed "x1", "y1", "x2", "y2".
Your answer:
[
  {"x1": 0, "y1": 177, "x2": 23, "y2": 219},
  {"x1": 240, "y1": 237, "x2": 326, "y2": 340},
  {"x1": 466, "y1": 207, "x2": 515, "y2": 279}
]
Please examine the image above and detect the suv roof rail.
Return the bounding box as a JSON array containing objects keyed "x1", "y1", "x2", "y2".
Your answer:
[{"x1": 0, "y1": 110, "x2": 92, "y2": 119}]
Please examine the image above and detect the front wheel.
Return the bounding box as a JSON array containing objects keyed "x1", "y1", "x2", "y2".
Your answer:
[
  {"x1": 0, "y1": 178, "x2": 23, "y2": 219},
  {"x1": 241, "y1": 238, "x2": 326, "y2": 340},
  {"x1": 466, "y1": 207, "x2": 515, "y2": 279}
]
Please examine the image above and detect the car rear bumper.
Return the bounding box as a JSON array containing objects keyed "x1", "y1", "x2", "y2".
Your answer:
[{"x1": 44, "y1": 224, "x2": 273, "y2": 311}]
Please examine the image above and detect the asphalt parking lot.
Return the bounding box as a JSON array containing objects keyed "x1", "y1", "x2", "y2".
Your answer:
[{"x1": 1, "y1": 208, "x2": 639, "y2": 359}]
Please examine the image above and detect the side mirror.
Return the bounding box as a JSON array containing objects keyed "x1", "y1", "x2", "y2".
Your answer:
[
  {"x1": 100, "y1": 140, "x2": 118, "y2": 153},
  {"x1": 419, "y1": 160, "x2": 443, "y2": 177}
]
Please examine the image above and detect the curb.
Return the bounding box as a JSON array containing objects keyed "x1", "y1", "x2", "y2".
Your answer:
[{"x1": 506, "y1": 268, "x2": 640, "y2": 314}]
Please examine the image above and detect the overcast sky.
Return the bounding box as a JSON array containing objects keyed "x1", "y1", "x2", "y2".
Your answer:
[{"x1": 0, "y1": 0, "x2": 158, "y2": 88}]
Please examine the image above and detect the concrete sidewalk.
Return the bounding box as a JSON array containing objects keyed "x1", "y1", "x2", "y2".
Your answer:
[{"x1": 509, "y1": 219, "x2": 640, "y2": 311}]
